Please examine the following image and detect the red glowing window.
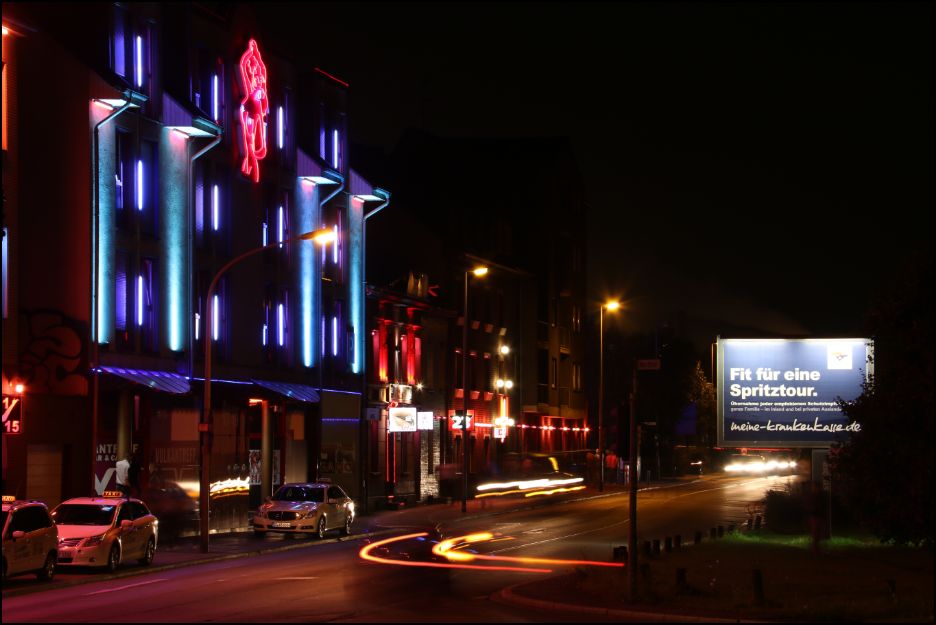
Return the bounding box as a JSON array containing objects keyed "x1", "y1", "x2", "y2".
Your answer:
[{"x1": 238, "y1": 39, "x2": 268, "y2": 183}]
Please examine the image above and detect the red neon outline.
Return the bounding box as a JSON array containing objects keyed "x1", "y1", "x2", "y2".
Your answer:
[
  {"x1": 239, "y1": 39, "x2": 268, "y2": 183},
  {"x1": 313, "y1": 67, "x2": 349, "y2": 88}
]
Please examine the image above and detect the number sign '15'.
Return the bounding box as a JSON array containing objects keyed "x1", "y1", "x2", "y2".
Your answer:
[{"x1": 3, "y1": 395, "x2": 22, "y2": 434}]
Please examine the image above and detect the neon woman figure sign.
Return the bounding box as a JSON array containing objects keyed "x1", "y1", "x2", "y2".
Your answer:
[{"x1": 239, "y1": 39, "x2": 268, "y2": 183}]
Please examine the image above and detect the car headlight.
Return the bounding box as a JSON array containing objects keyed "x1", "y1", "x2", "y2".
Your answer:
[{"x1": 84, "y1": 534, "x2": 106, "y2": 547}]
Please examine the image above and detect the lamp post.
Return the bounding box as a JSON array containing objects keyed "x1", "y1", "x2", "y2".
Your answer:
[
  {"x1": 200, "y1": 227, "x2": 335, "y2": 553},
  {"x1": 461, "y1": 265, "x2": 487, "y2": 513},
  {"x1": 598, "y1": 300, "x2": 620, "y2": 492}
]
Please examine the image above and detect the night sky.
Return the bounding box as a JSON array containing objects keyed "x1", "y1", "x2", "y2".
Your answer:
[{"x1": 257, "y1": 2, "x2": 934, "y2": 346}]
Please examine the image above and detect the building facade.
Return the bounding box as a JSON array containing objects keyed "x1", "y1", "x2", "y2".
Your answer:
[{"x1": 2, "y1": 3, "x2": 386, "y2": 534}]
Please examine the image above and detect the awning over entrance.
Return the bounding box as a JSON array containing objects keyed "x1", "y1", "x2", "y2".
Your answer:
[
  {"x1": 99, "y1": 366, "x2": 191, "y2": 394},
  {"x1": 250, "y1": 379, "x2": 320, "y2": 403}
]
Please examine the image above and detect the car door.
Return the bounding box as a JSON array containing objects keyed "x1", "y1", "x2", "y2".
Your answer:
[
  {"x1": 9, "y1": 507, "x2": 44, "y2": 574},
  {"x1": 115, "y1": 502, "x2": 141, "y2": 557},
  {"x1": 326, "y1": 487, "x2": 346, "y2": 528},
  {"x1": 132, "y1": 502, "x2": 155, "y2": 553}
]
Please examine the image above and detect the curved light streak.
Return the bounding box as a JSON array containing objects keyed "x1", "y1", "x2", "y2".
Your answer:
[
  {"x1": 432, "y1": 532, "x2": 624, "y2": 569},
  {"x1": 358, "y1": 532, "x2": 550, "y2": 574}
]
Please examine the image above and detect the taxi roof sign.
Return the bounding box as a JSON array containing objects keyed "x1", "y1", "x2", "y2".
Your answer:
[
  {"x1": 2, "y1": 495, "x2": 16, "y2": 503},
  {"x1": 102, "y1": 491, "x2": 125, "y2": 498}
]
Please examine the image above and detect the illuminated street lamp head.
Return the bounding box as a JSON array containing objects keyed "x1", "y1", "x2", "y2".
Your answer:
[
  {"x1": 302, "y1": 227, "x2": 337, "y2": 245},
  {"x1": 605, "y1": 300, "x2": 621, "y2": 312},
  {"x1": 471, "y1": 266, "x2": 488, "y2": 277},
  {"x1": 496, "y1": 379, "x2": 505, "y2": 389},
  {"x1": 505, "y1": 380, "x2": 514, "y2": 390},
  {"x1": 14, "y1": 383, "x2": 24, "y2": 394},
  {"x1": 499, "y1": 345, "x2": 510, "y2": 355}
]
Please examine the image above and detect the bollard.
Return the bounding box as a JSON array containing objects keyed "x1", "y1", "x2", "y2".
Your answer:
[
  {"x1": 710, "y1": 527, "x2": 717, "y2": 540},
  {"x1": 674, "y1": 534, "x2": 682, "y2": 549},
  {"x1": 752, "y1": 568, "x2": 765, "y2": 605},
  {"x1": 754, "y1": 515, "x2": 762, "y2": 530},
  {"x1": 717, "y1": 525, "x2": 724, "y2": 538},
  {"x1": 652, "y1": 538, "x2": 661, "y2": 555},
  {"x1": 643, "y1": 540, "x2": 652, "y2": 558},
  {"x1": 665, "y1": 536, "x2": 672, "y2": 552},
  {"x1": 694, "y1": 530, "x2": 702, "y2": 545}
]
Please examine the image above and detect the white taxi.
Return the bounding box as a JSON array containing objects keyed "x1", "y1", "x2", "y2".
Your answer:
[
  {"x1": 2, "y1": 495, "x2": 59, "y2": 581},
  {"x1": 253, "y1": 482, "x2": 354, "y2": 539},
  {"x1": 51, "y1": 492, "x2": 158, "y2": 572}
]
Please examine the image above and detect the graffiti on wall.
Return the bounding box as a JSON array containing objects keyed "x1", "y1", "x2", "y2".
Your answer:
[{"x1": 19, "y1": 309, "x2": 88, "y2": 395}]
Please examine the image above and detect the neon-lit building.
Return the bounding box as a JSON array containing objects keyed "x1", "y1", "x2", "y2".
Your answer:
[{"x1": 1, "y1": 4, "x2": 385, "y2": 532}]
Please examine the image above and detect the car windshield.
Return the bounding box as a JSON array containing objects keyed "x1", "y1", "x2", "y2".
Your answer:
[
  {"x1": 53, "y1": 504, "x2": 117, "y2": 526},
  {"x1": 272, "y1": 486, "x2": 325, "y2": 503}
]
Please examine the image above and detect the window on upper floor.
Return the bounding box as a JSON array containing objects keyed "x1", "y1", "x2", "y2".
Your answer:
[
  {"x1": 573, "y1": 362, "x2": 583, "y2": 392},
  {"x1": 138, "y1": 257, "x2": 158, "y2": 353},
  {"x1": 192, "y1": 46, "x2": 224, "y2": 126},
  {"x1": 111, "y1": 5, "x2": 151, "y2": 95}
]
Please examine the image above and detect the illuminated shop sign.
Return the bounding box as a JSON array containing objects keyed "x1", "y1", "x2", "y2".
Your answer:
[
  {"x1": 717, "y1": 338, "x2": 872, "y2": 448},
  {"x1": 2, "y1": 394, "x2": 22, "y2": 434},
  {"x1": 417, "y1": 411, "x2": 434, "y2": 431},
  {"x1": 388, "y1": 407, "x2": 417, "y2": 433},
  {"x1": 238, "y1": 39, "x2": 268, "y2": 182}
]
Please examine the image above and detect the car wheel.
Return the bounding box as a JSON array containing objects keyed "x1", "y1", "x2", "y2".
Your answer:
[
  {"x1": 36, "y1": 552, "x2": 56, "y2": 581},
  {"x1": 106, "y1": 544, "x2": 121, "y2": 573},
  {"x1": 139, "y1": 537, "x2": 155, "y2": 566},
  {"x1": 316, "y1": 516, "x2": 327, "y2": 539},
  {"x1": 343, "y1": 514, "x2": 353, "y2": 536}
]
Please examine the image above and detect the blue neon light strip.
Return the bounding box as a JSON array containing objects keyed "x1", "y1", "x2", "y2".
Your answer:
[
  {"x1": 333, "y1": 224, "x2": 338, "y2": 264},
  {"x1": 136, "y1": 35, "x2": 143, "y2": 88},
  {"x1": 137, "y1": 160, "x2": 143, "y2": 210},
  {"x1": 278, "y1": 206, "x2": 284, "y2": 248},
  {"x1": 332, "y1": 129, "x2": 339, "y2": 168},
  {"x1": 212, "y1": 184, "x2": 219, "y2": 230},
  {"x1": 278, "y1": 303, "x2": 285, "y2": 346},
  {"x1": 278, "y1": 106, "x2": 284, "y2": 148},
  {"x1": 213, "y1": 295, "x2": 219, "y2": 341},
  {"x1": 137, "y1": 275, "x2": 144, "y2": 326},
  {"x1": 262, "y1": 323, "x2": 268, "y2": 346},
  {"x1": 212, "y1": 74, "x2": 219, "y2": 121},
  {"x1": 195, "y1": 312, "x2": 200, "y2": 340},
  {"x1": 332, "y1": 316, "x2": 338, "y2": 356}
]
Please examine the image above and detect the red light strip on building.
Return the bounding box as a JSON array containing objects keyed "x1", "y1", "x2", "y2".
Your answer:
[{"x1": 313, "y1": 67, "x2": 349, "y2": 88}]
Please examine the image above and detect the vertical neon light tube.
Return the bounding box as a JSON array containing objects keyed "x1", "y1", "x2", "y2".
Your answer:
[
  {"x1": 135, "y1": 35, "x2": 143, "y2": 88},
  {"x1": 333, "y1": 224, "x2": 339, "y2": 264},
  {"x1": 262, "y1": 323, "x2": 268, "y2": 346},
  {"x1": 195, "y1": 312, "x2": 200, "y2": 340},
  {"x1": 332, "y1": 129, "x2": 339, "y2": 168},
  {"x1": 137, "y1": 160, "x2": 144, "y2": 210},
  {"x1": 212, "y1": 74, "x2": 219, "y2": 121},
  {"x1": 278, "y1": 206, "x2": 284, "y2": 248},
  {"x1": 212, "y1": 184, "x2": 220, "y2": 230},
  {"x1": 332, "y1": 316, "x2": 338, "y2": 356},
  {"x1": 262, "y1": 222, "x2": 268, "y2": 246},
  {"x1": 137, "y1": 275, "x2": 144, "y2": 326},
  {"x1": 278, "y1": 303, "x2": 285, "y2": 346},
  {"x1": 212, "y1": 295, "x2": 219, "y2": 342},
  {"x1": 321, "y1": 316, "x2": 325, "y2": 357},
  {"x1": 277, "y1": 106, "x2": 284, "y2": 149}
]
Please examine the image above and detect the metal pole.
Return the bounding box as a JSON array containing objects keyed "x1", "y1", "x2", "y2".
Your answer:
[
  {"x1": 598, "y1": 306, "x2": 604, "y2": 492},
  {"x1": 628, "y1": 362, "x2": 638, "y2": 598},
  {"x1": 461, "y1": 271, "x2": 469, "y2": 513}
]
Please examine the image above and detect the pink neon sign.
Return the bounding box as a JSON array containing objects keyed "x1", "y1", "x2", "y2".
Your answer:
[{"x1": 238, "y1": 39, "x2": 268, "y2": 183}]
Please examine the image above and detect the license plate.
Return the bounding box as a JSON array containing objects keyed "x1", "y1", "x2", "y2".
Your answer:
[{"x1": 271, "y1": 522, "x2": 292, "y2": 528}]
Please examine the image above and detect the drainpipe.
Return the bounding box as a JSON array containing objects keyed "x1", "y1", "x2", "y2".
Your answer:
[
  {"x1": 188, "y1": 131, "x2": 223, "y2": 381},
  {"x1": 359, "y1": 189, "x2": 390, "y2": 514},
  {"x1": 90, "y1": 90, "x2": 143, "y2": 494}
]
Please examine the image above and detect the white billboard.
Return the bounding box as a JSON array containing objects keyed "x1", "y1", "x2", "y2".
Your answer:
[{"x1": 388, "y1": 407, "x2": 417, "y2": 433}]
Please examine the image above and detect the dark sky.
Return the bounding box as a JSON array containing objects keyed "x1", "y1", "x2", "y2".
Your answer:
[{"x1": 257, "y1": 2, "x2": 934, "y2": 342}]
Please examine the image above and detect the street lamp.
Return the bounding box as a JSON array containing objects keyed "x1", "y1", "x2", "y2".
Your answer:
[
  {"x1": 598, "y1": 299, "x2": 620, "y2": 493},
  {"x1": 200, "y1": 226, "x2": 336, "y2": 553},
  {"x1": 461, "y1": 265, "x2": 487, "y2": 513}
]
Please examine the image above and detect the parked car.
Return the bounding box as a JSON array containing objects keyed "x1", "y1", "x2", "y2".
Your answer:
[
  {"x1": 2, "y1": 495, "x2": 58, "y2": 581},
  {"x1": 252, "y1": 482, "x2": 354, "y2": 538},
  {"x1": 51, "y1": 492, "x2": 158, "y2": 572}
]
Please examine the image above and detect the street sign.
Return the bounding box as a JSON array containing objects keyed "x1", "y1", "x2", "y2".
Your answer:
[
  {"x1": 637, "y1": 359, "x2": 661, "y2": 370},
  {"x1": 3, "y1": 395, "x2": 22, "y2": 434}
]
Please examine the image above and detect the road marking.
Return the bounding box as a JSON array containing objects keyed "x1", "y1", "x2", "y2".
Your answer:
[{"x1": 85, "y1": 579, "x2": 168, "y2": 596}]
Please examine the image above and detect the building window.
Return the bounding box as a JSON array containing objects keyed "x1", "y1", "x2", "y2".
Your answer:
[
  {"x1": 193, "y1": 47, "x2": 224, "y2": 126},
  {"x1": 139, "y1": 258, "x2": 157, "y2": 352},
  {"x1": 551, "y1": 357, "x2": 558, "y2": 389},
  {"x1": 572, "y1": 362, "x2": 582, "y2": 392},
  {"x1": 112, "y1": 7, "x2": 150, "y2": 94},
  {"x1": 277, "y1": 289, "x2": 289, "y2": 349},
  {"x1": 115, "y1": 249, "x2": 130, "y2": 348},
  {"x1": 139, "y1": 140, "x2": 158, "y2": 235}
]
